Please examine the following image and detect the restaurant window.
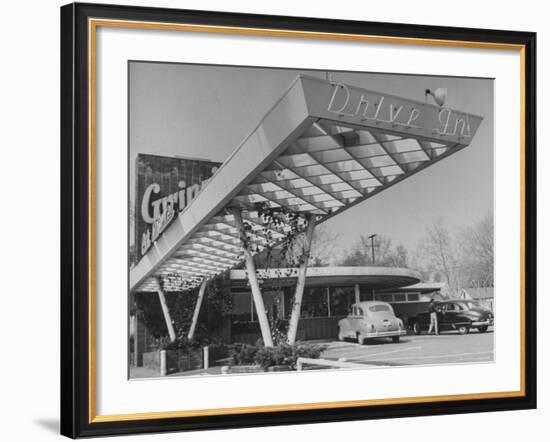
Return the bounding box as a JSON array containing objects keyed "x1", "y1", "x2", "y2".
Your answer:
[
  {"x1": 300, "y1": 287, "x2": 329, "y2": 318},
  {"x1": 394, "y1": 294, "x2": 406, "y2": 302},
  {"x1": 329, "y1": 286, "x2": 354, "y2": 316},
  {"x1": 407, "y1": 293, "x2": 420, "y2": 301},
  {"x1": 232, "y1": 291, "x2": 254, "y2": 322},
  {"x1": 359, "y1": 286, "x2": 376, "y2": 302},
  {"x1": 376, "y1": 294, "x2": 394, "y2": 303}
]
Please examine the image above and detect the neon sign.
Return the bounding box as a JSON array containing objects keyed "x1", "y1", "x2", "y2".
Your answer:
[
  {"x1": 326, "y1": 82, "x2": 473, "y2": 139},
  {"x1": 139, "y1": 167, "x2": 218, "y2": 256}
]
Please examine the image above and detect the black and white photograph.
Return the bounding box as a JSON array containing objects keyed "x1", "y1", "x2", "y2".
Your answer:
[
  {"x1": 0, "y1": 0, "x2": 541, "y2": 439},
  {"x1": 128, "y1": 62, "x2": 495, "y2": 380}
]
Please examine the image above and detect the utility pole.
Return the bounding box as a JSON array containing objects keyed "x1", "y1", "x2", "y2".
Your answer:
[
  {"x1": 368, "y1": 233, "x2": 377, "y2": 301},
  {"x1": 368, "y1": 233, "x2": 377, "y2": 265}
]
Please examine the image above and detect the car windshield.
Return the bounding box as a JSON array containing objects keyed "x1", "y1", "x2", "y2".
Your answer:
[{"x1": 369, "y1": 305, "x2": 391, "y2": 313}]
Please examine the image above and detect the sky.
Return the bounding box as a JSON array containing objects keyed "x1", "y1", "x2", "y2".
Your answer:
[{"x1": 129, "y1": 62, "x2": 493, "y2": 258}]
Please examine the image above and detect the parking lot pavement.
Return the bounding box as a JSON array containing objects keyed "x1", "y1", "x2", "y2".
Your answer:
[{"x1": 321, "y1": 329, "x2": 494, "y2": 367}]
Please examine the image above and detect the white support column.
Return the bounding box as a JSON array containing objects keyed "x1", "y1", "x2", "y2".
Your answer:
[
  {"x1": 187, "y1": 279, "x2": 208, "y2": 341},
  {"x1": 354, "y1": 283, "x2": 361, "y2": 305},
  {"x1": 231, "y1": 208, "x2": 274, "y2": 347},
  {"x1": 157, "y1": 277, "x2": 177, "y2": 342},
  {"x1": 287, "y1": 214, "x2": 316, "y2": 345}
]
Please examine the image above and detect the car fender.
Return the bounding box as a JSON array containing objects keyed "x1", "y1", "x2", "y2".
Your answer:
[{"x1": 338, "y1": 318, "x2": 351, "y2": 333}]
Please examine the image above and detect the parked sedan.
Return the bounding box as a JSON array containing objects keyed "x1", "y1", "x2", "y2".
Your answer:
[
  {"x1": 410, "y1": 300, "x2": 494, "y2": 335},
  {"x1": 338, "y1": 301, "x2": 406, "y2": 344}
]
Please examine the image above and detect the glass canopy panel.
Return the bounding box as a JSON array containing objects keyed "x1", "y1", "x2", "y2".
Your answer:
[
  {"x1": 304, "y1": 149, "x2": 353, "y2": 164},
  {"x1": 285, "y1": 178, "x2": 312, "y2": 189},
  {"x1": 340, "y1": 189, "x2": 363, "y2": 199},
  {"x1": 329, "y1": 181, "x2": 355, "y2": 192},
  {"x1": 357, "y1": 178, "x2": 383, "y2": 188},
  {"x1": 294, "y1": 135, "x2": 340, "y2": 154},
  {"x1": 395, "y1": 150, "x2": 430, "y2": 163},
  {"x1": 310, "y1": 174, "x2": 342, "y2": 185},
  {"x1": 308, "y1": 193, "x2": 338, "y2": 202},
  {"x1": 277, "y1": 153, "x2": 319, "y2": 168},
  {"x1": 297, "y1": 186, "x2": 327, "y2": 196},
  {"x1": 353, "y1": 130, "x2": 401, "y2": 143},
  {"x1": 378, "y1": 165, "x2": 404, "y2": 177},
  {"x1": 337, "y1": 169, "x2": 374, "y2": 181},
  {"x1": 347, "y1": 143, "x2": 387, "y2": 159},
  {"x1": 363, "y1": 155, "x2": 396, "y2": 168},
  {"x1": 285, "y1": 163, "x2": 331, "y2": 178},
  {"x1": 324, "y1": 159, "x2": 365, "y2": 173},
  {"x1": 382, "y1": 138, "x2": 423, "y2": 154}
]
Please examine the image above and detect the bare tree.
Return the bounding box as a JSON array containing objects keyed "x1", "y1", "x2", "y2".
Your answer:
[
  {"x1": 252, "y1": 224, "x2": 340, "y2": 269},
  {"x1": 459, "y1": 212, "x2": 494, "y2": 288},
  {"x1": 339, "y1": 234, "x2": 408, "y2": 267},
  {"x1": 413, "y1": 214, "x2": 494, "y2": 295},
  {"x1": 289, "y1": 225, "x2": 340, "y2": 267},
  {"x1": 417, "y1": 220, "x2": 460, "y2": 289}
]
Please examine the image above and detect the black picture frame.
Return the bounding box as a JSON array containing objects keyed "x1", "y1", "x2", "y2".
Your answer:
[{"x1": 60, "y1": 2, "x2": 537, "y2": 438}]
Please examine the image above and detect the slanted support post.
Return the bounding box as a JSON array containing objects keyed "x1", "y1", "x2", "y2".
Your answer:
[
  {"x1": 231, "y1": 208, "x2": 274, "y2": 347},
  {"x1": 156, "y1": 277, "x2": 176, "y2": 342},
  {"x1": 188, "y1": 279, "x2": 208, "y2": 341},
  {"x1": 287, "y1": 214, "x2": 316, "y2": 345},
  {"x1": 354, "y1": 284, "x2": 361, "y2": 305}
]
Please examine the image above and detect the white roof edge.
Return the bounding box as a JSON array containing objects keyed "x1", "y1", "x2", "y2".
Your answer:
[{"x1": 230, "y1": 266, "x2": 422, "y2": 281}]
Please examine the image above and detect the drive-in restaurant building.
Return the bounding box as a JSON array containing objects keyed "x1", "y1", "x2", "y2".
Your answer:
[{"x1": 130, "y1": 75, "x2": 482, "y2": 356}]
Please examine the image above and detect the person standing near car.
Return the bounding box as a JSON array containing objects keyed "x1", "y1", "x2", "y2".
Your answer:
[{"x1": 427, "y1": 298, "x2": 439, "y2": 335}]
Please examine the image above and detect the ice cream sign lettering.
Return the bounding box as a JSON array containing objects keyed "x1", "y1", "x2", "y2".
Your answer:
[
  {"x1": 140, "y1": 169, "x2": 218, "y2": 255},
  {"x1": 326, "y1": 83, "x2": 472, "y2": 140}
]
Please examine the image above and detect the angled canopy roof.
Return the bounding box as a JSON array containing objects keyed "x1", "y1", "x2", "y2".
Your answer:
[{"x1": 131, "y1": 75, "x2": 483, "y2": 293}]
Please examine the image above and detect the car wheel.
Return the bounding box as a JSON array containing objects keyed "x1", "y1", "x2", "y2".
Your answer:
[
  {"x1": 392, "y1": 336, "x2": 400, "y2": 343},
  {"x1": 338, "y1": 330, "x2": 345, "y2": 341},
  {"x1": 412, "y1": 322, "x2": 422, "y2": 335},
  {"x1": 457, "y1": 325, "x2": 470, "y2": 335},
  {"x1": 478, "y1": 325, "x2": 489, "y2": 333},
  {"x1": 357, "y1": 333, "x2": 366, "y2": 345}
]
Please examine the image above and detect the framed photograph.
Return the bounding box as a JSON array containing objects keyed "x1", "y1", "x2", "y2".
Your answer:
[{"x1": 60, "y1": 2, "x2": 536, "y2": 438}]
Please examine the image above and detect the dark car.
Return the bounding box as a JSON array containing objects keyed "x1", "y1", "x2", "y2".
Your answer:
[{"x1": 410, "y1": 300, "x2": 494, "y2": 335}]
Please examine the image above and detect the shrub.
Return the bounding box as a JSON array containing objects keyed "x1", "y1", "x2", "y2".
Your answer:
[
  {"x1": 149, "y1": 336, "x2": 172, "y2": 351},
  {"x1": 230, "y1": 343, "x2": 259, "y2": 366},
  {"x1": 293, "y1": 342, "x2": 326, "y2": 361},
  {"x1": 254, "y1": 345, "x2": 292, "y2": 369},
  {"x1": 149, "y1": 336, "x2": 204, "y2": 352},
  {"x1": 253, "y1": 343, "x2": 327, "y2": 370}
]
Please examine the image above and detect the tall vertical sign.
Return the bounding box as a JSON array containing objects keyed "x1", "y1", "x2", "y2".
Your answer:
[{"x1": 134, "y1": 154, "x2": 221, "y2": 263}]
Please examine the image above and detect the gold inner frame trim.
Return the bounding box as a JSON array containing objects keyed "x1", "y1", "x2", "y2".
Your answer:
[{"x1": 88, "y1": 17, "x2": 527, "y2": 424}]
